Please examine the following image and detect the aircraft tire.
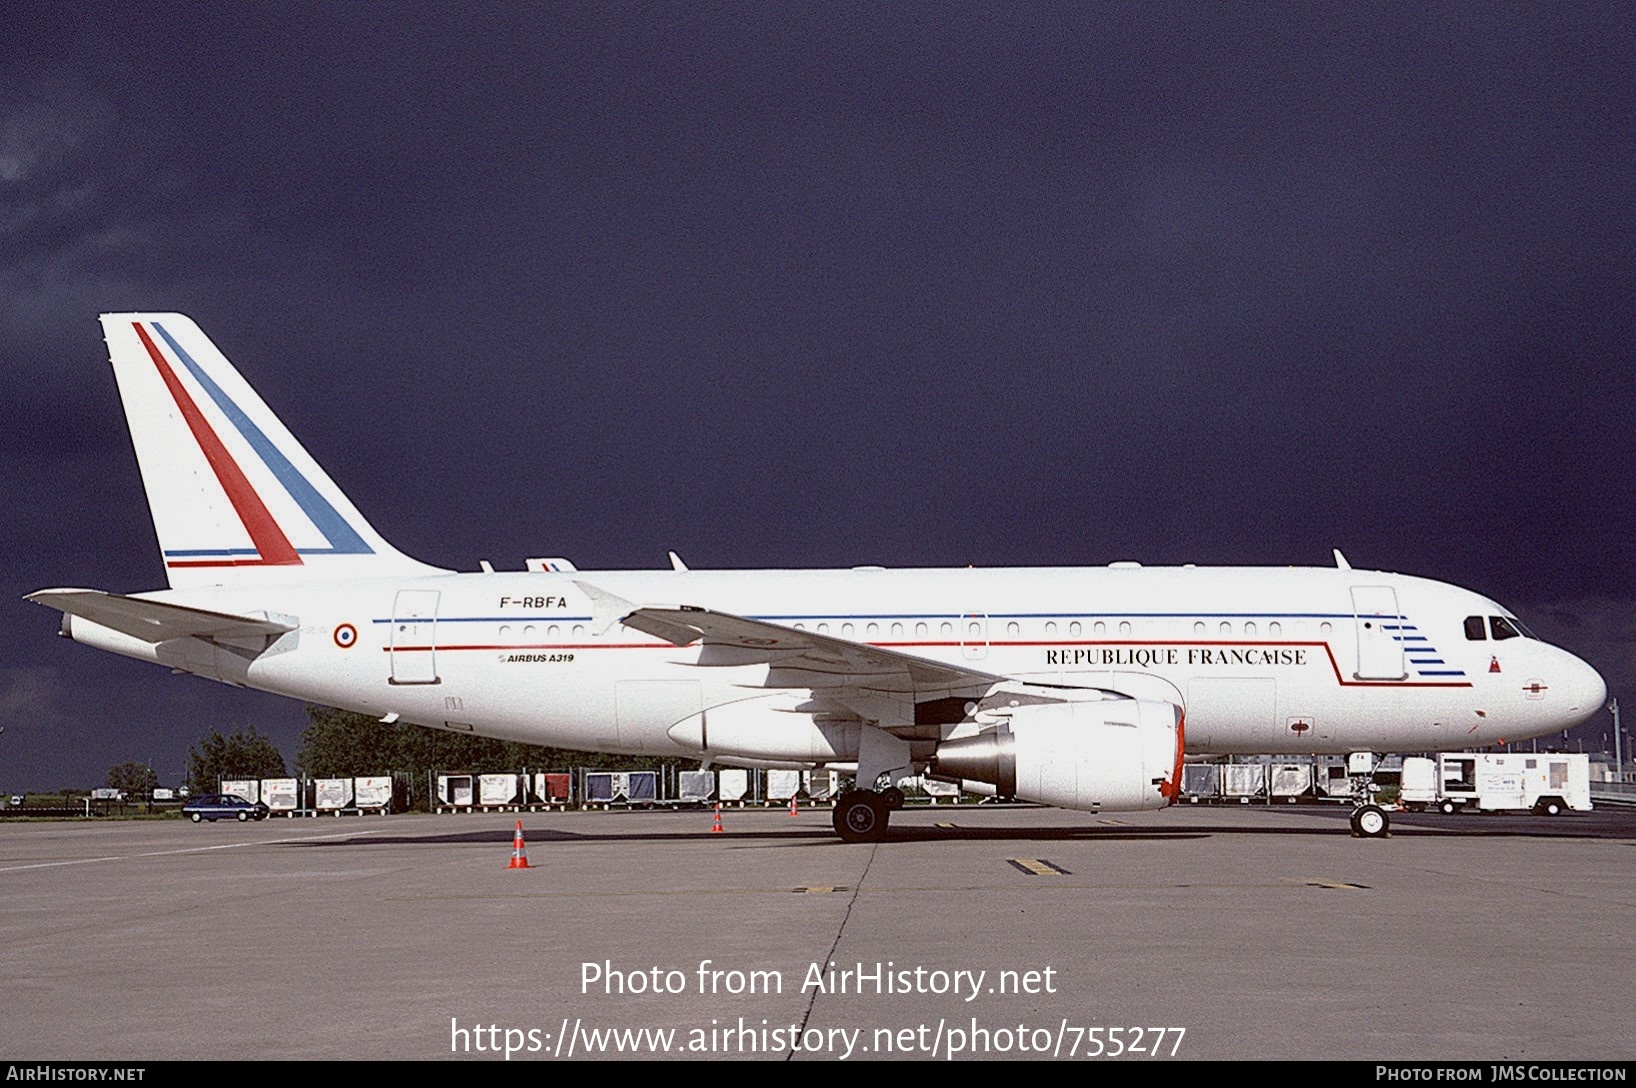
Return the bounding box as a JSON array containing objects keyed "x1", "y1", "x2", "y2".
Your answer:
[
  {"x1": 881, "y1": 786, "x2": 905, "y2": 811},
  {"x1": 834, "y1": 790, "x2": 888, "y2": 843},
  {"x1": 1351, "y1": 804, "x2": 1389, "y2": 838}
]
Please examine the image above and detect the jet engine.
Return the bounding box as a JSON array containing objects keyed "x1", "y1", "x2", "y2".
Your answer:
[{"x1": 929, "y1": 697, "x2": 1183, "y2": 811}]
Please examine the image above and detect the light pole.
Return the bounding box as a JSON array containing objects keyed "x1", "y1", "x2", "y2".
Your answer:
[{"x1": 1612, "y1": 699, "x2": 1622, "y2": 782}]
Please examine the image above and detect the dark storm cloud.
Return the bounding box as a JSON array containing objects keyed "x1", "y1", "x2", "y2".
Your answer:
[{"x1": 2, "y1": 5, "x2": 1632, "y2": 787}]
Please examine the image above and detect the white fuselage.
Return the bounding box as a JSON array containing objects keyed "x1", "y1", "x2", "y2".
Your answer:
[{"x1": 74, "y1": 563, "x2": 1607, "y2": 763}]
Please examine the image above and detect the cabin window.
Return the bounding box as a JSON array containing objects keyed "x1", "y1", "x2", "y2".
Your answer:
[
  {"x1": 548, "y1": 624, "x2": 560, "y2": 638},
  {"x1": 1269, "y1": 621, "x2": 1281, "y2": 637},
  {"x1": 842, "y1": 623, "x2": 855, "y2": 636},
  {"x1": 1463, "y1": 616, "x2": 1486, "y2": 640},
  {"x1": 890, "y1": 622, "x2": 903, "y2": 637},
  {"x1": 916, "y1": 622, "x2": 928, "y2": 637},
  {"x1": 1194, "y1": 621, "x2": 1206, "y2": 636},
  {"x1": 524, "y1": 625, "x2": 536, "y2": 637},
  {"x1": 1045, "y1": 621, "x2": 1057, "y2": 635},
  {"x1": 572, "y1": 625, "x2": 585, "y2": 637},
  {"x1": 1244, "y1": 621, "x2": 1257, "y2": 637},
  {"x1": 1069, "y1": 621, "x2": 1082, "y2": 637},
  {"x1": 1006, "y1": 621, "x2": 1019, "y2": 636},
  {"x1": 866, "y1": 622, "x2": 879, "y2": 637},
  {"x1": 1118, "y1": 621, "x2": 1131, "y2": 636},
  {"x1": 817, "y1": 623, "x2": 830, "y2": 634},
  {"x1": 1219, "y1": 621, "x2": 1232, "y2": 636}
]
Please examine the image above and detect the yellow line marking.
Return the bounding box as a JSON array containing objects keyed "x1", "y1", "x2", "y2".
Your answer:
[{"x1": 1008, "y1": 857, "x2": 1071, "y2": 876}]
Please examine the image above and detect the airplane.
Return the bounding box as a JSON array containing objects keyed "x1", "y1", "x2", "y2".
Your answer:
[{"x1": 28, "y1": 314, "x2": 1609, "y2": 841}]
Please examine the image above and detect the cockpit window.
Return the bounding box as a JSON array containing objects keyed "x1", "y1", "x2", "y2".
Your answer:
[
  {"x1": 1490, "y1": 616, "x2": 1524, "y2": 641},
  {"x1": 1463, "y1": 616, "x2": 1486, "y2": 641}
]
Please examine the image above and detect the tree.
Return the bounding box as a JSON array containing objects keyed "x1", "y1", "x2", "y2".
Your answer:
[
  {"x1": 105, "y1": 761, "x2": 159, "y2": 800},
  {"x1": 186, "y1": 727, "x2": 287, "y2": 795},
  {"x1": 295, "y1": 704, "x2": 687, "y2": 807}
]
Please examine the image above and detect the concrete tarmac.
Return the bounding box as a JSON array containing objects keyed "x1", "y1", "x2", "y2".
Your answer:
[{"x1": 3, "y1": 803, "x2": 1633, "y2": 1062}]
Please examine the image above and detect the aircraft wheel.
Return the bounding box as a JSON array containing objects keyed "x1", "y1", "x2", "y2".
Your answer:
[
  {"x1": 834, "y1": 790, "x2": 888, "y2": 843},
  {"x1": 189, "y1": 813, "x2": 202, "y2": 823},
  {"x1": 1438, "y1": 799, "x2": 1458, "y2": 815},
  {"x1": 880, "y1": 786, "x2": 905, "y2": 811},
  {"x1": 1351, "y1": 804, "x2": 1389, "y2": 838}
]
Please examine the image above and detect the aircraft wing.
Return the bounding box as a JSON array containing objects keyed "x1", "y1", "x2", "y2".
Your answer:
[
  {"x1": 26, "y1": 589, "x2": 298, "y2": 643},
  {"x1": 620, "y1": 604, "x2": 1004, "y2": 693}
]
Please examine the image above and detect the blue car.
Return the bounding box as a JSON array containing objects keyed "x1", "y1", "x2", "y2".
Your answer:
[{"x1": 182, "y1": 794, "x2": 270, "y2": 822}]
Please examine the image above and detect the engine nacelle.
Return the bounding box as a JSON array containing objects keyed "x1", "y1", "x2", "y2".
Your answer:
[{"x1": 930, "y1": 698, "x2": 1183, "y2": 811}]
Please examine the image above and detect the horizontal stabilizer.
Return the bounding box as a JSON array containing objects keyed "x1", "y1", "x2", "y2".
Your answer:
[{"x1": 26, "y1": 588, "x2": 297, "y2": 643}]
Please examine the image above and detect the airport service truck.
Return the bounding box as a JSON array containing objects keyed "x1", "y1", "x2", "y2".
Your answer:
[{"x1": 1400, "y1": 753, "x2": 1591, "y2": 816}]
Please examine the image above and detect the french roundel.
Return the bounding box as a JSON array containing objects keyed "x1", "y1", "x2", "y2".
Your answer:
[{"x1": 333, "y1": 623, "x2": 358, "y2": 649}]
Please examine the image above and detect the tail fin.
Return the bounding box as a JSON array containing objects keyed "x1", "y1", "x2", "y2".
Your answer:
[{"x1": 101, "y1": 313, "x2": 443, "y2": 589}]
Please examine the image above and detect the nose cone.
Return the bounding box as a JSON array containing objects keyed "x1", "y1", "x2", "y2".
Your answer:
[{"x1": 1560, "y1": 653, "x2": 1608, "y2": 729}]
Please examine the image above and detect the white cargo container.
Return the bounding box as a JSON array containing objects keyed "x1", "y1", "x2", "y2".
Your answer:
[
  {"x1": 353, "y1": 776, "x2": 394, "y2": 811},
  {"x1": 805, "y1": 770, "x2": 840, "y2": 801},
  {"x1": 261, "y1": 778, "x2": 302, "y2": 813},
  {"x1": 479, "y1": 774, "x2": 520, "y2": 807},
  {"x1": 718, "y1": 768, "x2": 750, "y2": 803},
  {"x1": 1182, "y1": 763, "x2": 1221, "y2": 803},
  {"x1": 221, "y1": 779, "x2": 259, "y2": 804},
  {"x1": 766, "y1": 769, "x2": 801, "y2": 801},
  {"x1": 438, "y1": 774, "x2": 475, "y2": 807},
  {"x1": 1269, "y1": 764, "x2": 1313, "y2": 802},
  {"x1": 1222, "y1": 763, "x2": 1266, "y2": 801},
  {"x1": 315, "y1": 778, "x2": 353, "y2": 811},
  {"x1": 678, "y1": 770, "x2": 715, "y2": 803},
  {"x1": 1401, "y1": 753, "x2": 1591, "y2": 815}
]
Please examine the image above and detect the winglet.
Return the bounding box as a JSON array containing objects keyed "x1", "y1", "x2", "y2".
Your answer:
[
  {"x1": 1333, "y1": 549, "x2": 1352, "y2": 570},
  {"x1": 668, "y1": 551, "x2": 689, "y2": 572}
]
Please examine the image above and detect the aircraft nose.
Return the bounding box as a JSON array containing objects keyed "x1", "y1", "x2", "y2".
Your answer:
[{"x1": 1561, "y1": 653, "x2": 1608, "y2": 727}]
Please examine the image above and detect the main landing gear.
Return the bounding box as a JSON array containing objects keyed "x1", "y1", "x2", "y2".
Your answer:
[{"x1": 832, "y1": 788, "x2": 900, "y2": 843}]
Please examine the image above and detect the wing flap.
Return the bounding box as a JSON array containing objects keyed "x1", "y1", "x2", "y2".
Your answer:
[{"x1": 26, "y1": 588, "x2": 298, "y2": 643}]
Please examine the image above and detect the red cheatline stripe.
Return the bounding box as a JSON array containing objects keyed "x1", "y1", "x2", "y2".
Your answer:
[{"x1": 132, "y1": 323, "x2": 300, "y2": 566}]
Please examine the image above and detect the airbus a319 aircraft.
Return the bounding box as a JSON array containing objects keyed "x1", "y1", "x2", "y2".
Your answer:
[{"x1": 29, "y1": 315, "x2": 1608, "y2": 841}]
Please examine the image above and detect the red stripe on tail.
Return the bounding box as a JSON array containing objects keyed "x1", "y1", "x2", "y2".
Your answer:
[{"x1": 132, "y1": 323, "x2": 301, "y2": 566}]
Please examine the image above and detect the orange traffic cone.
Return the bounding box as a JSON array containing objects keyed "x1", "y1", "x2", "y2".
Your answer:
[
  {"x1": 508, "y1": 819, "x2": 532, "y2": 869},
  {"x1": 710, "y1": 803, "x2": 724, "y2": 833},
  {"x1": 788, "y1": 794, "x2": 799, "y2": 816}
]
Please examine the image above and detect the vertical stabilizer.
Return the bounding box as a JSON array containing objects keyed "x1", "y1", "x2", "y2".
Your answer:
[{"x1": 100, "y1": 313, "x2": 443, "y2": 588}]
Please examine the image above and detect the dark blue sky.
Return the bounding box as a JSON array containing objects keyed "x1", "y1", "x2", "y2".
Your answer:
[{"x1": 3, "y1": 5, "x2": 1633, "y2": 788}]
